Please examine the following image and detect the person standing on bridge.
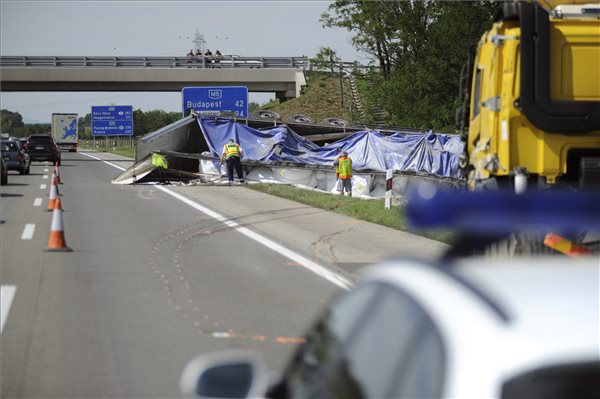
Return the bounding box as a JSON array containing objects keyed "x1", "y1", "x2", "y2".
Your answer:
[
  {"x1": 334, "y1": 151, "x2": 352, "y2": 197},
  {"x1": 220, "y1": 139, "x2": 245, "y2": 185},
  {"x1": 204, "y1": 49, "x2": 213, "y2": 67},
  {"x1": 187, "y1": 49, "x2": 194, "y2": 67},
  {"x1": 214, "y1": 50, "x2": 222, "y2": 67},
  {"x1": 195, "y1": 49, "x2": 202, "y2": 67}
]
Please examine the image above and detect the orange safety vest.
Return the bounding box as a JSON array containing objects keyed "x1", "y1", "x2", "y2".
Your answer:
[
  {"x1": 338, "y1": 156, "x2": 352, "y2": 179},
  {"x1": 223, "y1": 143, "x2": 241, "y2": 159}
]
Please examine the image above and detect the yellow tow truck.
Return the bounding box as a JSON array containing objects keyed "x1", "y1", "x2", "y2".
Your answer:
[{"x1": 458, "y1": 0, "x2": 600, "y2": 193}]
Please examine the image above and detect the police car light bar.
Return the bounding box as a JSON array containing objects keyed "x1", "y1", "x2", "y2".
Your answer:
[{"x1": 406, "y1": 184, "x2": 600, "y2": 235}]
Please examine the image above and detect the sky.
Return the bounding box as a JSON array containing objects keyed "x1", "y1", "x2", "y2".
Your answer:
[{"x1": 0, "y1": 0, "x2": 363, "y2": 124}]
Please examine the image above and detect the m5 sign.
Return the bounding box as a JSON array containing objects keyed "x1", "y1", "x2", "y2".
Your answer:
[{"x1": 182, "y1": 86, "x2": 249, "y2": 117}]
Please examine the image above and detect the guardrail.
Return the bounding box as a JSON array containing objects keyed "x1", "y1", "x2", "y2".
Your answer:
[{"x1": 0, "y1": 55, "x2": 310, "y2": 69}]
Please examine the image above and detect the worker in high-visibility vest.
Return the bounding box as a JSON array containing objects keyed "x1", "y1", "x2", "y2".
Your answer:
[
  {"x1": 334, "y1": 151, "x2": 352, "y2": 197},
  {"x1": 220, "y1": 138, "x2": 245, "y2": 184}
]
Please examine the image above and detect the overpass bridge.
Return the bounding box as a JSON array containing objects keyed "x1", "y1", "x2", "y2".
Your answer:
[{"x1": 0, "y1": 55, "x2": 309, "y2": 100}]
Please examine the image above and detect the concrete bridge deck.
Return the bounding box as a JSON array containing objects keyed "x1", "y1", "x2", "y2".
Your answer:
[{"x1": 0, "y1": 56, "x2": 308, "y2": 99}]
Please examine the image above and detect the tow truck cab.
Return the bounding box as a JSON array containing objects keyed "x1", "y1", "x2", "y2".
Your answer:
[{"x1": 458, "y1": 1, "x2": 600, "y2": 191}]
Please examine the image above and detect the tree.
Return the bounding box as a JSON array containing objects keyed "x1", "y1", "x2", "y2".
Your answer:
[
  {"x1": 322, "y1": 0, "x2": 496, "y2": 130},
  {"x1": 1, "y1": 109, "x2": 24, "y2": 133},
  {"x1": 310, "y1": 47, "x2": 341, "y2": 72},
  {"x1": 78, "y1": 113, "x2": 92, "y2": 139},
  {"x1": 321, "y1": 1, "x2": 431, "y2": 77}
]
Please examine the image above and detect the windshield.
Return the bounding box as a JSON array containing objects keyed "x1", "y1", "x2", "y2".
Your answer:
[{"x1": 2, "y1": 141, "x2": 18, "y2": 151}]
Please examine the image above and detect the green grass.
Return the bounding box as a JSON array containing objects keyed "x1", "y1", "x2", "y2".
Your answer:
[
  {"x1": 267, "y1": 72, "x2": 359, "y2": 124},
  {"x1": 80, "y1": 146, "x2": 134, "y2": 158},
  {"x1": 247, "y1": 183, "x2": 457, "y2": 244}
]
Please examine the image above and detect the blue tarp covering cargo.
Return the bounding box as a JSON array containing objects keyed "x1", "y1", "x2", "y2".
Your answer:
[{"x1": 198, "y1": 117, "x2": 464, "y2": 178}]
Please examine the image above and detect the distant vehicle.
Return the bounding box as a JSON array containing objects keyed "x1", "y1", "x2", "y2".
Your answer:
[
  {"x1": 217, "y1": 54, "x2": 262, "y2": 68},
  {"x1": 51, "y1": 113, "x2": 78, "y2": 152},
  {"x1": 180, "y1": 256, "x2": 600, "y2": 399},
  {"x1": 1, "y1": 151, "x2": 8, "y2": 185},
  {"x1": 1, "y1": 139, "x2": 30, "y2": 174},
  {"x1": 24, "y1": 134, "x2": 61, "y2": 165}
]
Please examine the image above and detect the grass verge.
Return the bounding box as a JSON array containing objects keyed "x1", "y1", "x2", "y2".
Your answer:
[
  {"x1": 247, "y1": 183, "x2": 457, "y2": 244},
  {"x1": 79, "y1": 146, "x2": 134, "y2": 158}
]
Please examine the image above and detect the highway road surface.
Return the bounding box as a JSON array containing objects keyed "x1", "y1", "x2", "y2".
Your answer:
[{"x1": 1, "y1": 150, "x2": 448, "y2": 398}]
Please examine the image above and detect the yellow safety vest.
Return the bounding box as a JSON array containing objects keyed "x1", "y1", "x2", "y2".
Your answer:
[
  {"x1": 151, "y1": 153, "x2": 168, "y2": 169},
  {"x1": 338, "y1": 156, "x2": 352, "y2": 179},
  {"x1": 223, "y1": 143, "x2": 240, "y2": 159}
]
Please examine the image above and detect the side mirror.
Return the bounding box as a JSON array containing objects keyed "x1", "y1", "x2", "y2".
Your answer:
[{"x1": 180, "y1": 350, "x2": 269, "y2": 399}]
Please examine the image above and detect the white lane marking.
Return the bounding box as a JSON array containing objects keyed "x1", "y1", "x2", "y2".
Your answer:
[
  {"x1": 40, "y1": 184, "x2": 47, "y2": 190},
  {"x1": 21, "y1": 224, "x2": 36, "y2": 240},
  {"x1": 1, "y1": 286, "x2": 17, "y2": 333},
  {"x1": 155, "y1": 185, "x2": 352, "y2": 290},
  {"x1": 44, "y1": 168, "x2": 49, "y2": 172},
  {"x1": 82, "y1": 151, "x2": 352, "y2": 290},
  {"x1": 33, "y1": 198, "x2": 43, "y2": 207},
  {"x1": 43, "y1": 175, "x2": 48, "y2": 179},
  {"x1": 79, "y1": 152, "x2": 126, "y2": 171}
]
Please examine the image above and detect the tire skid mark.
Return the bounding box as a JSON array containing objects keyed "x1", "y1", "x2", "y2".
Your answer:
[{"x1": 149, "y1": 218, "x2": 303, "y2": 345}]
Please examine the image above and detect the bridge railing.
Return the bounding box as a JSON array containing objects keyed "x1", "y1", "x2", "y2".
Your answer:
[{"x1": 0, "y1": 55, "x2": 311, "y2": 70}]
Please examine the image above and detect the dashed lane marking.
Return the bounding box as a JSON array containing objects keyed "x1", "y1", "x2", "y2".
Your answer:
[
  {"x1": 43, "y1": 175, "x2": 48, "y2": 179},
  {"x1": 33, "y1": 198, "x2": 42, "y2": 207},
  {"x1": 40, "y1": 184, "x2": 47, "y2": 190},
  {"x1": 21, "y1": 224, "x2": 35, "y2": 240},
  {"x1": 1, "y1": 286, "x2": 17, "y2": 333}
]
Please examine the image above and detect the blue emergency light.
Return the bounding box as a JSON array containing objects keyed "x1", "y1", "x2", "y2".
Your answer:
[{"x1": 406, "y1": 184, "x2": 600, "y2": 235}]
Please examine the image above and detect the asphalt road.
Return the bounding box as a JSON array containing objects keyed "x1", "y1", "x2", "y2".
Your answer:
[{"x1": 1, "y1": 150, "x2": 448, "y2": 398}]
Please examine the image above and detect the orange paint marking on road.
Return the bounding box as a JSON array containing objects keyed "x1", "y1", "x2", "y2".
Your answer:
[
  {"x1": 284, "y1": 261, "x2": 302, "y2": 267},
  {"x1": 275, "y1": 337, "x2": 306, "y2": 344}
]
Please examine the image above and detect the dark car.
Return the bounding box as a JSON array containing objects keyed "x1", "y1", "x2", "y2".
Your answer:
[
  {"x1": 1, "y1": 152, "x2": 7, "y2": 185},
  {"x1": 1, "y1": 139, "x2": 30, "y2": 174},
  {"x1": 24, "y1": 134, "x2": 61, "y2": 164}
]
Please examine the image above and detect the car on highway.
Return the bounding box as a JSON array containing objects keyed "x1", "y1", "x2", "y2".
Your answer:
[
  {"x1": 1, "y1": 151, "x2": 8, "y2": 185},
  {"x1": 24, "y1": 134, "x2": 61, "y2": 165},
  {"x1": 216, "y1": 54, "x2": 263, "y2": 68},
  {"x1": 1, "y1": 139, "x2": 30, "y2": 175},
  {"x1": 180, "y1": 255, "x2": 600, "y2": 399}
]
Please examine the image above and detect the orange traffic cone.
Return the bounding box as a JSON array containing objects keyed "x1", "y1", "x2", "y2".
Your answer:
[
  {"x1": 47, "y1": 175, "x2": 61, "y2": 211},
  {"x1": 54, "y1": 165, "x2": 62, "y2": 184},
  {"x1": 46, "y1": 197, "x2": 72, "y2": 252}
]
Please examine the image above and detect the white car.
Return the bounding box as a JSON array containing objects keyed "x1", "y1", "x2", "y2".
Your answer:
[{"x1": 180, "y1": 256, "x2": 600, "y2": 398}]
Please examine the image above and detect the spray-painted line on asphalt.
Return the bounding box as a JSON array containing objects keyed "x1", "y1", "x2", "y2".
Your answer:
[
  {"x1": 80, "y1": 151, "x2": 352, "y2": 290},
  {"x1": 1, "y1": 286, "x2": 17, "y2": 333}
]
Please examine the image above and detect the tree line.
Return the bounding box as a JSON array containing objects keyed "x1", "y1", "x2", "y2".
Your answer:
[
  {"x1": 1, "y1": 108, "x2": 185, "y2": 139},
  {"x1": 320, "y1": 0, "x2": 497, "y2": 131}
]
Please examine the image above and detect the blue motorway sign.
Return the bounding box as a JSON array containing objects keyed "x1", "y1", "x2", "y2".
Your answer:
[
  {"x1": 91, "y1": 105, "x2": 133, "y2": 136},
  {"x1": 182, "y1": 86, "x2": 248, "y2": 117}
]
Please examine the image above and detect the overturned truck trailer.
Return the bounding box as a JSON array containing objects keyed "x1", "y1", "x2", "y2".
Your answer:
[{"x1": 113, "y1": 115, "x2": 465, "y2": 197}]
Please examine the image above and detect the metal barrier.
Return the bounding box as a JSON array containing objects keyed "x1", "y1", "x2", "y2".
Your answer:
[{"x1": 0, "y1": 55, "x2": 311, "y2": 69}]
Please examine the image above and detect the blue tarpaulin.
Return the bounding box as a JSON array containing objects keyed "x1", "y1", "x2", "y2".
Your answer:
[{"x1": 197, "y1": 117, "x2": 464, "y2": 178}]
